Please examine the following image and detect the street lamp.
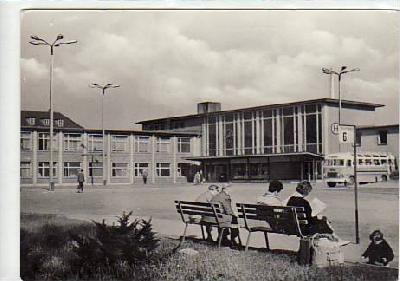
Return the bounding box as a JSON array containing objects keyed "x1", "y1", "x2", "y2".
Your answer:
[
  {"x1": 29, "y1": 34, "x2": 78, "y2": 191},
  {"x1": 322, "y1": 66, "x2": 360, "y2": 125},
  {"x1": 89, "y1": 83, "x2": 120, "y2": 185}
]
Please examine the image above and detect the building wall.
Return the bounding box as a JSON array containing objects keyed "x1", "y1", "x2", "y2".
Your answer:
[
  {"x1": 20, "y1": 130, "x2": 201, "y2": 186},
  {"x1": 357, "y1": 127, "x2": 399, "y2": 160},
  {"x1": 323, "y1": 105, "x2": 382, "y2": 155}
]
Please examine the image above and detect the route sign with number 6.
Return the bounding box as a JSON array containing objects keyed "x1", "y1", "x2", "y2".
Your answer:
[{"x1": 338, "y1": 125, "x2": 354, "y2": 144}]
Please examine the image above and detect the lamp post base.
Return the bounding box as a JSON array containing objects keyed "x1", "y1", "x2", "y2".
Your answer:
[
  {"x1": 103, "y1": 180, "x2": 107, "y2": 186},
  {"x1": 49, "y1": 182, "x2": 55, "y2": 191}
]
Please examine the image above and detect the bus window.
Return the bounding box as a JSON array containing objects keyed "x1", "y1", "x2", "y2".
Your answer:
[
  {"x1": 381, "y1": 159, "x2": 387, "y2": 165},
  {"x1": 334, "y1": 159, "x2": 344, "y2": 166},
  {"x1": 347, "y1": 160, "x2": 352, "y2": 167},
  {"x1": 373, "y1": 159, "x2": 380, "y2": 165},
  {"x1": 358, "y1": 159, "x2": 364, "y2": 165},
  {"x1": 365, "y1": 159, "x2": 372, "y2": 165}
]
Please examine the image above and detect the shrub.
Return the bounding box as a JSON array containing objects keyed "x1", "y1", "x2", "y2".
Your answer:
[{"x1": 70, "y1": 211, "x2": 160, "y2": 278}]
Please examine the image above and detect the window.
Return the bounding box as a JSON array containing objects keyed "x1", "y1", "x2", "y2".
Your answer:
[
  {"x1": 224, "y1": 122, "x2": 234, "y2": 156},
  {"x1": 378, "y1": 131, "x2": 387, "y2": 145},
  {"x1": 156, "y1": 163, "x2": 170, "y2": 176},
  {"x1": 89, "y1": 162, "x2": 103, "y2": 177},
  {"x1": 38, "y1": 133, "x2": 56, "y2": 151},
  {"x1": 356, "y1": 131, "x2": 362, "y2": 146},
  {"x1": 38, "y1": 162, "x2": 57, "y2": 178},
  {"x1": 177, "y1": 163, "x2": 190, "y2": 177},
  {"x1": 56, "y1": 119, "x2": 64, "y2": 127},
  {"x1": 20, "y1": 132, "x2": 32, "y2": 151},
  {"x1": 26, "y1": 117, "x2": 35, "y2": 125},
  {"x1": 112, "y1": 135, "x2": 128, "y2": 152},
  {"x1": 88, "y1": 134, "x2": 103, "y2": 152},
  {"x1": 282, "y1": 114, "x2": 294, "y2": 153},
  {"x1": 41, "y1": 119, "x2": 50, "y2": 126},
  {"x1": 64, "y1": 133, "x2": 82, "y2": 151},
  {"x1": 178, "y1": 137, "x2": 191, "y2": 153},
  {"x1": 136, "y1": 136, "x2": 149, "y2": 152},
  {"x1": 157, "y1": 137, "x2": 170, "y2": 152},
  {"x1": 64, "y1": 162, "x2": 81, "y2": 177},
  {"x1": 244, "y1": 119, "x2": 252, "y2": 155},
  {"x1": 20, "y1": 162, "x2": 31, "y2": 178},
  {"x1": 208, "y1": 120, "x2": 217, "y2": 156},
  {"x1": 134, "y1": 163, "x2": 149, "y2": 177},
  {"x1": 263, "y1": 118, "x2": 273, "y2": 154},
  {"x1": 112, "y1": 163, "x2": 128, "y2": 177}
]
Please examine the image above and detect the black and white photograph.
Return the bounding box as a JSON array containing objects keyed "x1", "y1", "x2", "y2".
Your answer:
[{"x1": 13, "y1": 6, "x2": 400, "y2": 281}]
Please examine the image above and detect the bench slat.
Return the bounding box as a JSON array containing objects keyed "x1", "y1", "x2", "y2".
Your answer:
[
  {"x1": 175, "y1": 205, "x2": 218, "y2": 213},
  {"x1": 176, "y1": 201, "x2": 219, "y2": 207}
]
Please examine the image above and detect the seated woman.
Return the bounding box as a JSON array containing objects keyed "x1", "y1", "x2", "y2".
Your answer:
[
  {"x1": 286, "y1": 181, "x2": 333, "y2": 236},
  {"x1": 257, "y1": 180, "x2": 284, "y2": 206}
]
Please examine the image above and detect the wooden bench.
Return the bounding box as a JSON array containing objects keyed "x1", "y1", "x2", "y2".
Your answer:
[
  {"x1": 236, "y1": 203, "x2": 309, "y2": 252},
  {"x1": 175, "y1": 200, "x2": 241, "y2": 248}
]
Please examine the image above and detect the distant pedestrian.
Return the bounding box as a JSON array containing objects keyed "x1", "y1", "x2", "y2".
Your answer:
[
  {"x1": 193, "y1": 172, "x2": 201, "y2": 185},
  {"x1": 142, "y1": 169, "x2": 148, "y2": 184},
  {"x1": 77, "y1": 169, "x2": 84, "y2": 193}
]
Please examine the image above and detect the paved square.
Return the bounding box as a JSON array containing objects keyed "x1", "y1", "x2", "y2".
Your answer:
[{"x1": 21, "y1": 181, "x2": 399, "y2": 266}]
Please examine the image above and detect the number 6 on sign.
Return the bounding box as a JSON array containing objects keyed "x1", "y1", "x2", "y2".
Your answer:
[{"x1": 338, "y1": 125, "x2": 354, "y2": 144}]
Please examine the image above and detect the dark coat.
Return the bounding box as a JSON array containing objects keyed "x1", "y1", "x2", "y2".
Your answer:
[
  {"x1": 362, "y1": 239, "x2": 394, "y2": 265},
  {"x1": 286, "y1": 195, "x2": 333, "y2": 235},
  {"x1": 77, "y1": 172, "x2": 84, "y2": 183}
]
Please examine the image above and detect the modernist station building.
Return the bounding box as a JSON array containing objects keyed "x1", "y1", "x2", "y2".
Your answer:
[
  {"x1": 137, "y1": 98, "x2": 399, "y2": 182},
  {"x1": 20, "y1": 111, "x2": 201, "y2": 186},
  {"x1": 20, "y1": 99, "x2": 398, "y2": 185}
]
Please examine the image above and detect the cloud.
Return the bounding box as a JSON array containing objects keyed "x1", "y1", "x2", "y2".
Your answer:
[
  {"x1": 20, "y1": 10, "x2": 399, "y2": 129},
  {"x1": 21, "y1": 58, "x2": 48, "y2": 80}
]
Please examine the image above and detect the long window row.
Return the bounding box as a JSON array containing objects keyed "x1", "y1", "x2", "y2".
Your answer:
[
  {"x1": 206, "y1": 104, "x2": 323, "y2": 156},
  {"x1": 20, "y1": 161, "x2": 187, "y2": 178},
  {"x1": 20, "y1": 133, "x2": 191, "y2": 153}
]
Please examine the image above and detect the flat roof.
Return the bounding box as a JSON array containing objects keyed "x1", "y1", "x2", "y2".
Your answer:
[
  {"x1": 21, "y1": 127, "x2": 200, "y2": 137},
  {"x1": 185, "y1": 152, "x2": 324, "y2": 161},
  {"x1": 137, "y1": 98, "x2": 384, "y2": 124},
  {"x1": 357, "y1": 124, "x2": 399, "y2": 130}
]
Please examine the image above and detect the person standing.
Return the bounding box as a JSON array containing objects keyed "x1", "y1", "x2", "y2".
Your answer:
[
  {"x1": 77, "y1": 169, "x2": 85, "y2": 193},
  {"x1": 142, "y1": 168, "x2": 148, "y2": 184}
]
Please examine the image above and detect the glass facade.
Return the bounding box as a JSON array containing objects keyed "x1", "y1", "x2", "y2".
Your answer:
[{"x1": 203, "y1": 103, "x2": 323, "y2": 157}]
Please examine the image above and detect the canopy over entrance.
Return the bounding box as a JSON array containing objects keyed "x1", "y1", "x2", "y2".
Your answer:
[{"x1": 186, "y1": 152, "x2": 324, "y2": 182}]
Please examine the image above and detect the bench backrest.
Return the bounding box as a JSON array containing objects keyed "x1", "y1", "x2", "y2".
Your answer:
[
  {"x1": 175, "y1": 200, "x2": 226, "y2": 225},
  {"x1": 236, "y1": 203, "x2": 308, "y2": 237}
]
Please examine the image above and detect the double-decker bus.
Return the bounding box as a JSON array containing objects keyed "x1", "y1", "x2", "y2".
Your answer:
[{"x1": 323, "y1": 152, "x2": 396, "y2": 188}]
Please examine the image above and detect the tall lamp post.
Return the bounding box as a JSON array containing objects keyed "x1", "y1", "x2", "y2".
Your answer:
[
  {"x1": 322, "y1": 66, "x2": 360, "y2": 125},
  {"x1": 29, "y1": 34, "x2": 77, "y2": 191},
  {"x1": 89, "y1": 83, "x2": 120, "y2": 185}
]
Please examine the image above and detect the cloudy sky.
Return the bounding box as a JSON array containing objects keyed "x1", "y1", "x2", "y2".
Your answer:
[{"x1": 21, "y1": 10, "x2": 399, "y2": 130}]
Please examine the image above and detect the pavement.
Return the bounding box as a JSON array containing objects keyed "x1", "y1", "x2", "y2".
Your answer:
[{"x1": 21, "y1": 180, "x2": 399, "y2": 267}]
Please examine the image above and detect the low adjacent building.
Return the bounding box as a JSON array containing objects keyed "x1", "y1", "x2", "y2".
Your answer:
[{"x1": 20, "y1": 111, "x2": 201, "y2": 186}]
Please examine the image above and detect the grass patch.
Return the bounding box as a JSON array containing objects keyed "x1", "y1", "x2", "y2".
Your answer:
[{"x1": 21, "y1": 213, "x2": 398, "y2": 281}]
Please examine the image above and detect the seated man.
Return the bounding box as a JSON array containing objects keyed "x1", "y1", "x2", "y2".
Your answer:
[
  {"x1": 194, "y1": 185, "x2": 220, "y2": 242},
  {"x1": 211, "y1": 183, "x2": 241, "y2": 247},
  {"x1": 257, "y1": 180, "x2": 284, "y2": 206},
  {"x1": 286, "y1": 181, "x2": 333, "y2": 236}
]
